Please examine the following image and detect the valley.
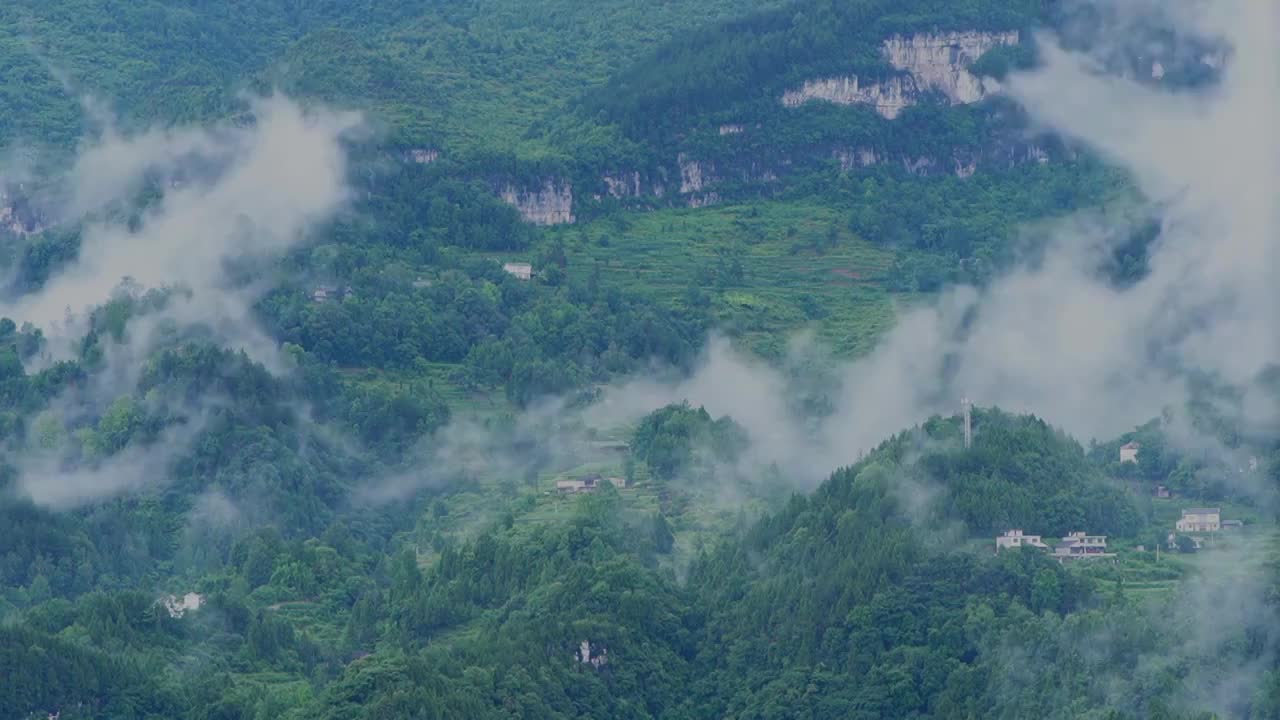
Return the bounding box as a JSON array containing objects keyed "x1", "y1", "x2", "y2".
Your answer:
[{"x1": 1, "y1": 1, "x2": 1278, "y2": 719}]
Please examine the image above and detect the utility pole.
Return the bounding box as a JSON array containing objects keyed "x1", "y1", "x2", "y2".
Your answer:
[{"x1": 962, "y1": 396, "x2": 973, "y2": 449}]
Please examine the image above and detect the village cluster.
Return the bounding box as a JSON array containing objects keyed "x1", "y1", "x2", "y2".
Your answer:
[
  {"x1": 995, "y1": 442, "x2": 1245, "y2": 560},
  {"x1": 995, "y1": 506, "x2": 1238, "y2": 560}
]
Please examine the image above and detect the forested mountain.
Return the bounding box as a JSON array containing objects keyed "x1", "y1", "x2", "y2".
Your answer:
[{"x1": 1, "y1": 0, "x2": 1278, "y2": 718}]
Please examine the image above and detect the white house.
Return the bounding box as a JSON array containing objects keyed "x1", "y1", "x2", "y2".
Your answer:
[
  {"x1": 1052, "y1": 532, "x2": 1111, "y2": 560},
  {"x1": 1176, "y1": 508, "x2": 1221, "y2": 533},
  {"x1": 995, "y1": 529, "x2": 1048, "y2": 553},
  {"x1": 556, "y1": 474, "x2": 626, "y2": 493},
  {"x1": 502, "y1": 262, "x2": 533, "y2": 280},
  {"x1": 1119, "y1": 441, "x2": 1141, "y2": 464}
]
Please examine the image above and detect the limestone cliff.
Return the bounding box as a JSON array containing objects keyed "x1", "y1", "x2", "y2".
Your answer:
[
  {"x1": 783, "y1": 75, "x2": 917, "y2": 118},
  {"x1": 833, "y1": 147, "x2": 881, "y2": 172},
  {"x1": 832, "y1": 139, "x2": 1059, "y2": 179},
  {"x1": 499, "y1": 179, "x2": 575, "y2": 225},
  {"x1": 678, "y1": 153, "x2": 713, "y2": 194},
  {"x1": 602, "y1": 170, "x2": 665, "y2": 199},
  {"x1": 782, "y1": 30, "x2": 1020, "y2": 118}
]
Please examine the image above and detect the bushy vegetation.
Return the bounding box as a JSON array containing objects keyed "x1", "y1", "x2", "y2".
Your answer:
[
  {"x1": 2, "y1": 0, "x2": 1278, "y2": 718},
  {"x1": 630, "y1": 403, "x2": 749, "y2": 481},
  {"x1": 6, "y1": 405, "x2": 1274, "y2": 719}
]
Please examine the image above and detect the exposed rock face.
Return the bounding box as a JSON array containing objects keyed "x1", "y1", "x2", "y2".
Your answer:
[
  {"x1": 883, "y1": 31, "x2": 1018, "y2": 103},
  {"x1": 782, "y1": 30, "x2": 1020, "y2": 118},
  {"x1": 603, "y1": 170, "x2": 668, "y2": 199},
  {"x1": 675, "y1": 154, "x2": 776, "y2": 205},
  {"x1": 834, "y1": 146, "x2": 881, "y2": 172},
  {"x1": 678, "y1": 153, "x2": 714, "y2": 194},
  {"x1": 161, "y1": 592, "x2": 204, "y2": 618},
  {"x1": 688, "y1": 192, "x2": 721, "y2": 209},
  {"x1": 783, "y1": 76, "x2": 915, "y2": 118},
  {"x1": 499, "y1": 179, "x2": 575, "y2": 225},
  {"x1": 718, "y1": 123, "x2": 745, "y2": 135},
  {"x1": 0, "y1": 186, "x2": 46, "y2": 236},
  {"x1": 603, "y1": 172, "x2": 642, "y2": 198},
  {"x1": 833, "y1": 138, "x2": 1059, "y2": 179},
  {"x1": 902, "y1": 156, "x2": 938, "y2": 176},
  {"x1": 577, "y1": 640, "x2": 609, "y2": 668}
]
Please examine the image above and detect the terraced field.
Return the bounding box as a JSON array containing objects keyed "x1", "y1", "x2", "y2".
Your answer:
[{"x1": 556, "y1": 201, "x2": 906, "y2": 358}]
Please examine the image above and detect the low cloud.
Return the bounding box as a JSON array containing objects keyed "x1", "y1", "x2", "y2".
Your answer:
[
  {"x1": 8, "y1": 93, "x2": 361, "y2": 357},
  {"x1": 356, "y1": 397, "x2": 588, "y2": 505},
  {"x1": 569, "y1": 0, "x2": 1280, "y2": 497},
  {"x1": 3, "y1": 93, "x2": 362, "y2": 509},
  {"x1": 13, "y1": 413, "x2": 209, "y2": 509}
]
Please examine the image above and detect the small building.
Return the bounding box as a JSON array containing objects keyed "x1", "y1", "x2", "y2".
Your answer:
[
  {"x1": 1052, "y1": 532, "x2": 1112, "y2": 561},
  {"x1": 1154, "y1": 485, "x2": 1170, "y2": 498},
  {"x1": 556, "y1": 478, "x2": 591, "y2": 493},
  {"x1": 1176, "y1": 508, "x2": 1221, "y2": 533},
  {"x1": 502, "y1": 262, "x2": 533, "y2": 280},
  {"x1": 1120, "y1": 441, "x2": 1141, "y2": 464},
  {"x1": 1222, "y1": 520, "x2": 1244, "y2": 530},
  {"x1": 556, "y1": 474, "x2": 626, "y2": 494},
  {"x1": 995, "y1": 529, "x2": 1048, "y2": 554}
]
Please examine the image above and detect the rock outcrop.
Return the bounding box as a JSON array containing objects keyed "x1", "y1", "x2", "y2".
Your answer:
[
  {"x1": 0, "y1": 186, "x2": 46, "y2": 236},
  {"x1": 160, "y1": 592, "x2": 204, "y2": 618},
  {"x1": 783, "y1": 76, "x2": 915, "y2": 118},
  {"x1": 678, "y1": 153, "x2": 714, "y2": 194},
  {"x1": 782, "y1": 30, "x2": 1020, "y2": 118},
  {"x1": 833, "y1": 138, "x2": 1061, "y2": 179},
  {"x1": 602, "y1": 170, "x2": 665, "y2": 199},
  {"x1": 833, "y1": 147, "x2": 881, "y2": 172},
  {"x1": 687, "y1": 192, "x2": 721, "y2": 209},
  {"x1": 499, "y1": 179, "x2": 575, "y2": 225}
]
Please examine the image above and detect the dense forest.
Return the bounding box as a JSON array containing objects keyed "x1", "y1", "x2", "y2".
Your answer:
[{"x1": 1, "y1": 0, "x2": 1278, "y2": 718}]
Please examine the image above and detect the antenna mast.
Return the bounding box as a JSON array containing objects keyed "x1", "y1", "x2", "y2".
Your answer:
[{"x1": 962, "y1": 396, "x2": 973, "y2": 449}]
